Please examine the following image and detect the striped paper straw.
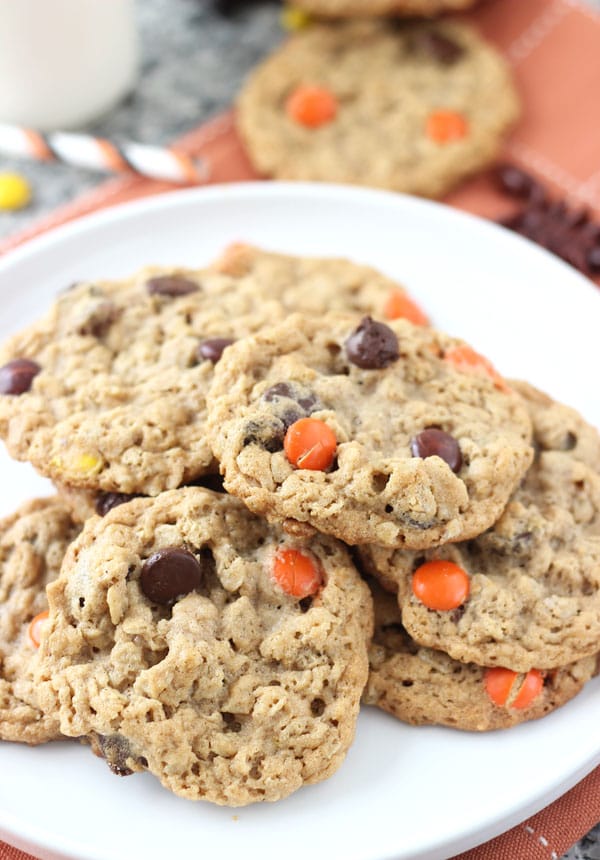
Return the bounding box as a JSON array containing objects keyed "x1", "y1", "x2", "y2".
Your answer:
[{"x1": 0, "y1": 123, "x2": 209, "y2": 184}]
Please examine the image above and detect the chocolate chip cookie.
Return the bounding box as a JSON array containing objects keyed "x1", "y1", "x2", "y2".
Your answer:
[
  {"x1": 0, "y1": 250, "x2": 418, "y2": 497},
  {"x1": 360, "y1": 382, "x2": 600, "y2": 670},
  {"x1": 364, "y1": 579, "x2": 598, "y2": 731},
  {"x1": 237, "y1": 20, "x2": 519, "y2": 197},
  {"x1": 36, "y1": 487, "x2": 372, "y2": 805},
  {"x1": 0, "y1": 497, "x2": 79, "y2": 744},
  {"x1": 207, "y1": 314, "x2": 533, "y2": 549}
]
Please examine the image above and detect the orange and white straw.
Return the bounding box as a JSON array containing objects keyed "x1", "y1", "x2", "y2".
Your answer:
[{"x1": 0, "y1": 122, "x2": 209, "y2": 185}]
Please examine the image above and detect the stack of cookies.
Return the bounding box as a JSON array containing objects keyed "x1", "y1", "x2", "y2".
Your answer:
[
  {"x1": 0, "y1": 244, "x2": 598, "y2": 806},
  {"x1": 236, "y1": 1, "x2": 520, "y2": 197}
]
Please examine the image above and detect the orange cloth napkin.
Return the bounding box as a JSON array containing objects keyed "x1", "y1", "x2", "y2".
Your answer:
[{"x1": 1, "y1": 0, "x2": 599, "y2": 857}]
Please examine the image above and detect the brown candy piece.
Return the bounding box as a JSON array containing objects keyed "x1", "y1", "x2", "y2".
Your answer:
[
  {"x1": 145, "y1": 275, "x2": 199, "y2": 297},
  {"x1": 95, "y1": 492, "x2": 140, "y2": 517},
  {"x1": 0, "y1": 358, "x2": 41, "y2": 395},
  {"x1": 497, "y1": 164, "x2": 545, "y2": 202},
  {"x1": 410, "y1": 428, "x2": 462, "y2": 473},
  {"x1": 496, "y1": 164, "x2": 600, "y2": 279},
  {"x1": 345, "y1": 317, "x2": 399, "y2": 370},
  {"x1": 140, "y1": 547, "x2": 204, "y2": 605},
  {"x1": 197, "y1": 337, "x2": 235, "y2": 363}
]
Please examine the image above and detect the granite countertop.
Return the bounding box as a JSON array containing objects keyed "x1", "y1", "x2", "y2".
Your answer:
[{"x1": 0, "y1": 1, "x2": 598, "y2": 857}]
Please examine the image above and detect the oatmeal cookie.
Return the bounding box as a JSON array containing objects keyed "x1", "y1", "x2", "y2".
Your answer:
[
  {"x1": 237, "y1": 20, "x2": 519, "y2": 197},
  {"x1": 207, "y1": 314, "x2": 533, "y2": 548},
  {"x1": 0, "y1": 250, "x2": 419, "y2": 496},
  {"x1": 364, "y1": 580, "x2": 598, "y2": 731},
  {"x1": 36, "y1": 487, "x2": 372, "y2": 805},
  {"x1": 0, "y1": 497, "x2": 79, "y2": 744},
  {"x1": 360, "y1": 382, "x2": 600, "y2": 670}
]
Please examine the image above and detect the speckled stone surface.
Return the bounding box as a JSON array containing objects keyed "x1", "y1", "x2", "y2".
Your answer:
[{"x1": 0, "y1": 0, "x2": 598, "y2": 855}]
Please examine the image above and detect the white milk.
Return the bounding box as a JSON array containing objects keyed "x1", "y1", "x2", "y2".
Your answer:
[{"x1": 0, "y1": 0, "x2": 138, "y2": 130}]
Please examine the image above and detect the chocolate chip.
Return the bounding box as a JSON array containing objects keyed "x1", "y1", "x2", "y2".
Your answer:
[
  {"x1": 0, "y1": 359, "x2": 41, "y2": 395},
  {"x1": 413, "y1": 30, "x2": 464, "y2": 64},
  {"x1": 140, "y1": 547, "x2": 204, "y2": 605},
  {"x1": 280, "y1": 408, "x2": 304, "y2": 430},
  {"x1": 242, "y1": 418, "x2": 285, "y2": 452},
  {"x1": 496, "y1": 165, "x2": 545, "y2": 202},
  {"x1": 222, "y1": 712, "x2": 242, "y2": 733},
  {"x1": 263, "y1": 382, "x2": 293, "y2": 401},
  {"x1": 450, "y1": 605, "x2": 466, "y2": 623},
  {"x1": 345, "y1": 317, "x2": 399, "y2": 370},
  {"x1": 145, "y1": 275, "x2": 199, "y2": 296},
  {"x1": 197, "y1": 337, "x2": 235, "y2": 363},
  {"x1": 94, "y1": 734, "x2": 135, "y2": 777},
  {"x1": 410, "y1": 428, "x2": 463, "y2": 473},
  {"x1": 310, "y1": 698, "x2": 326, "y2": 716},
  {"x1": 95, "y1": 492, "x2": 140, "y2": 517},
  {"x1": 263, "y1": 382, "x2": 318, "y2": 413}
]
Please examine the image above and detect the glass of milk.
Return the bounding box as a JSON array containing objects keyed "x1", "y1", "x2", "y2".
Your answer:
[{"x1": 0, "y1": 0, "x2": 138, "y2": 131}]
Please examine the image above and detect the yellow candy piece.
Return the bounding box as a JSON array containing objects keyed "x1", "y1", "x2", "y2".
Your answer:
[
  {"x1": 51, "y1": 451, "x2": 104, "y2": 478},
  {"x1": 74, "y1": 453, "x2": 104, "y2": 476},
  {"x1": 0, "y1": 173, "x2": 32, "y2": 211},
  {"x1": 280, "y1": 6, "x2": 312, "y2": 31}
]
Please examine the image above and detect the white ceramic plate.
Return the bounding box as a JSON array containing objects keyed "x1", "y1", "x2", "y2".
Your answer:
[{"x1": 0, "y1": 183, "x2": 598, "y2": 860}]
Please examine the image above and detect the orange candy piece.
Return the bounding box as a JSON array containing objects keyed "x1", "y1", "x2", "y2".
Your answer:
[
  {"x1": 444, "y1": 344, "x2": 509, "y2": 392},
  {"x1": 412, "y1": 559, "x2": 470, "y2": 611},
  {"x1": 484, "y1": 667, "x2": 544, "y2": 709},
  {"x1": 28, "y1": 609, "x2": 49, "y2": 648},
  {"x1": 426, "y1": 109, "x2": 469, "y2": 143},
  {"x1": 272, "y1": 548, "x2": 323, "y2": 598},
  {"x1": 286, "y1": 85, "x2": 338, "y2": 128},
  {"x1": 284, "y1": 417, "x2": 337, "y2": 471},
  {"x1": 383, "y1": 290, "x2": 429, "y2": 326}
]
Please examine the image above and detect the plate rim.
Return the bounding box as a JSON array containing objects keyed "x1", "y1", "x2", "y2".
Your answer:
[{"x1": 0, "y1": 180, "x2": 598, "y2": 860}]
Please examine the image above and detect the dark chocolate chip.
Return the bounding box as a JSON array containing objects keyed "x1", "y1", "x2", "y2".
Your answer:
[
  {"x1": 413, "y1": 30, "x2": 464, "y2": 64},
  {"x1": 197, "y1": 337, "x2": 235, "y2": 363},
  {"x1": 310, "y1": 698, "x2": 326, "y2": 716},
  {"x1": 95, "y1": 734, "x2": 135, "y2": 777},
  {"x1": 140, "y1": 547, "x2": 204, "y2": 605},
  {"x1": 281, "y1": 408, "x2": 304, "y2": 430},
  {"x1": 450, "y1": 605, "x2": 466, "y2": 623},
  {"x1": 222, "y1": 712, "x2": 242, "y2": 732},
  {"x1": 496, "y1": 165, "x2": 545, "y2": 202},
  {"x1": 263, "y1": 382, "x2": 293, "y2": 401},
  {"x1": 410, "y1": 428, "x2": 463, "y2": 473},
  {"x1": 0, "y1": 358, "x2": 41, "y2": 395},
  {"x1": 145, "y1": 275, "x2": 199, "y2": 296},
  {"x1": 95, "y1": 492, "x2": 140, "y2": 517},
  {"x1": 242, "y1": 419, "x2": 285, "y2": 452},
  {"x1": 263, "y1": 382, "x2": 318, "y2": 413},
  {"x1": 345, "y1": 317, "x2": 399, "y2": 370}
]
